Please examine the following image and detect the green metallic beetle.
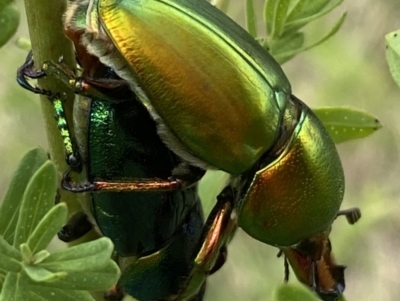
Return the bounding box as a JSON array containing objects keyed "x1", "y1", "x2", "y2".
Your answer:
[
  {"x1": 61, "y1": 0, "x2": 357, "y2": 299},
  {"x1": 19, "y1": 54, "x2": 361, "y2": 301},
  {"x1": 64, "y1": 0, "x2": 343, "y2": 249}
]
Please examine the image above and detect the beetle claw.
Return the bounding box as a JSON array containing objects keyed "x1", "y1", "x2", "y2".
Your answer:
[
  {"x1": 17, "y1": 51, "x2": 53, "y2": 96},
  {"x1": 336, "y1": 207, "x2": 361, "y2": 225}
]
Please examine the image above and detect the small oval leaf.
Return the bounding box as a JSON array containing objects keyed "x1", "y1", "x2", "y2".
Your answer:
[
  {"x1": 275, "y1": 13, "x2": 346, "y2": 64},
  {"x1": 287, "y1": 0, "x2": 331, "y2": 22},
  {"x1": 37, "y1": 261, "x2": 120, "y2": 291},
  {"x1": 0, "y1": 148, "x2": 48, "y2": 244},
  {"x1": 245, "y1": 0, "x2": 257, "y2": 37},
  {"x1": 265, "y1": 0, "x2": 279, "y2": 35},
  {"x1": 313, "y1": 107, "x2": 382, "y2": 144},
  {"x1": 41, "y1": 237, "x2": 114, "y2": 273},
  {"x1": 273, "y1": 0, "x2": 290, "y2": 39},
  {"x1": 285, "y1": 0, "x2": 344, "y2": 32},
  {"x1": 15, "y1": 37, "x2": 31, "y2": 51},
  {"x1": 0, "y1": 4, "x2": 20, "y2": 47},
  {"x1": 32, "y1": 250, "x2": 51, "y2": 265},
  {"x1": 26, "y1": 285, "x2": 96, "y2": 301},
  {"x1": 27, "y1": 203, "x2": 67, "y2": 254},
  {"x1": 14, "y1": 161, "x2": 58, "y2": 247},
  {"x1": 385, "y1": 29, "x2": 400, "y2": 88},
  {"x1": 23, "y1": 264, "x2": 66, "y2": 283}
]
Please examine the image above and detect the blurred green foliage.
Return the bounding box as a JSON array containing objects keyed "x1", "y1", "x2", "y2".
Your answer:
[
  {"x1": 0, "y1": 0, "x2": 399, "y2": 301},
  {"x1": 0, "y1": 148, "x2": 120, "y2": 301}
]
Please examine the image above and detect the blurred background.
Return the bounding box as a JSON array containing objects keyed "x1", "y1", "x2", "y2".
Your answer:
[{"x1": 0, "y1": 0, "x2": 399, "y2": 300}]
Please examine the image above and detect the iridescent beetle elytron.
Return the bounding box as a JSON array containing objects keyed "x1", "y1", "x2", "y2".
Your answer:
[
  {"x1": 17, "y1": 53, "x2": 237, "y2": 301},
  {"x1": 57, "y1": 0, "x2": 362, "y2": 300}
]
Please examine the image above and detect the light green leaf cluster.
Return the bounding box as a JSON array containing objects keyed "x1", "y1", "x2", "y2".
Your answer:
[
  {"x1": 245, "y1": 0, "x2": 346, "y2": 64},
  {"x1": 0, "y1": 0, "x2": 20, "y2": 47},
  {"x1": 244, "y1": 1, "x2": 381, "y2": 143},
  {"x1": 385, "y1": 29, "x2": 400, "y2": 89},
  {"x1": 0, "y1": 148, "x2": 120, "y2": 301}
]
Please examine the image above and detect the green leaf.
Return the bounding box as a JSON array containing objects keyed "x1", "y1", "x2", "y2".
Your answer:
[
  {"x1": 273, "y1": 13, "x2": 346, "y2": 64},
  {"x1": 32, "y1": 250, "x2": 51, "y2": 265},
  {"x1": 20, "y1": 243, "x2": 32, "y2": 263},
  {"x1": 302, "y1": 12, "x2": 346, "y2": 51},
  {"x1": 272, "y1": 0, "x2": 290, "y2": 39},
  {"x1": 23, "y1": 264, "x2": 67, "y2": 283},
  {"x1": 0, "y1": 273, "x2": 30, "y2": 301},
  {"x1": 199, "y1": 171, "x2": 230, "y2": 215},
  {"x1": 265, "y1": 0, "x2": 279, "y2": 35},
  {"x1": 0, "y1": 272, "x2": 95, "y2": 301},
  {"x1": 385, "y1": 29, "x2": 400, "y2": 88},
  {"x1": 0, "y1": 252, "x2": 21, "y2": 274},
  {"x1": 41, "y1": 237, "x2": 115, "y2": 273},
  {"x1": 27, "y1": 203, "x2": 67, "y2": 254},
  {"x1": 15, "y1": 37, "x2": 31, "y2": 51},
  {"x1": 38, "y1": 261, "x2": 120, "y2": 291},
  {"x1": 0, "y1": 0, "x2": 13, "y2": 13},
  {"x1": 245, "y1": 0, "x2": 257, "y2": 37},
  {"x1": 270, "y1": 31, "x2": 305, "y2": 64},
  {"x1": 26, "y1": 285, "x2": 97, "y2": 301},
  {"x1": 313, "y1": 107, "x2": 382, "y2": 144},
  {"x1": 0, "y1": 4, "x2": 20, "y2": 47},
  {"x1": 14, "y1": 160, "x2": 58, "y2": 247},
  {"x1": 0, "y1": 236, "x2": 21, "y2": 261},
  {"x1": 284, "y1": 0, "x2": 343, "y2": 34},
  {"x1": 287, "y1": 0, "x2": 331, "y2": 22},
  {"x1": 0, "y1": 148, "x2": 48, "y2": 244},
  {"x1": 0, "y1": 234, "x2": 21, "y2": 273},
  {"x1": 273, "y1": 283, "x2": 320, "y2": 301}
]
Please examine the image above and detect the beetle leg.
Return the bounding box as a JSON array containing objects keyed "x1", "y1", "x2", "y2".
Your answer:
[
  {"x1": 281, "y1": 207, "x2": 361, "y2": 300},
  {"x1": 281, "y1": 236, "x2": 345, "y2": 301},
  {"x1": 336, "y1": 207, "x2": 361, "y2": 225},
  {"x1": 16, "y1": 51, "x2": 51, "y2": 95},
  {"x1": 18, "y1": 52, "x2": 132, "y2": 103},
  {"x1": 61, "y1": 160, "x2": 205, "y2": 193},
  {"x1": 57, "y1": 211, "x2": 93, "y2": 242},
  {"x1": 54, "y1": 187, "x2": 94, "y2": 244},
  {"x1": 175, "y1": 187, "x2": 237, "y2": 300},
  {"x1": 104, "y1": 285, "x2": 124, "y2": 301},
  {"x1": 276, "y1": 250, "x2": 292, "y2": 282},
  {"x1": 61, "y1": 170, "x2": 201, "y2": 193},
  {"x1": 283, "y1": 255, "x2": 290, "y2": 283},
  {"x1": 17, "y1": 54, "x2": 83, "y2": 172},
  {"x1": 42, "y1": 60, "x2": 133, "y2": 103}
]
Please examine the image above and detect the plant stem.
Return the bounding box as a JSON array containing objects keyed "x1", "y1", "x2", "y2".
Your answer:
[{"x1": 23, "y1": 0, "x2": 80, "y2": 214}]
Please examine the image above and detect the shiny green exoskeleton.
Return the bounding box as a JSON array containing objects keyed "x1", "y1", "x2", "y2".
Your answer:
[
  {"x1": 65, "y1": 0, "x2": 344, "y2": 249},
  {"x1": 62, "y1": 0, "x2": 354, "y2": 299},
  {"x1": 17, "y1": 53, "x2": 237, "y2": 301}
]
